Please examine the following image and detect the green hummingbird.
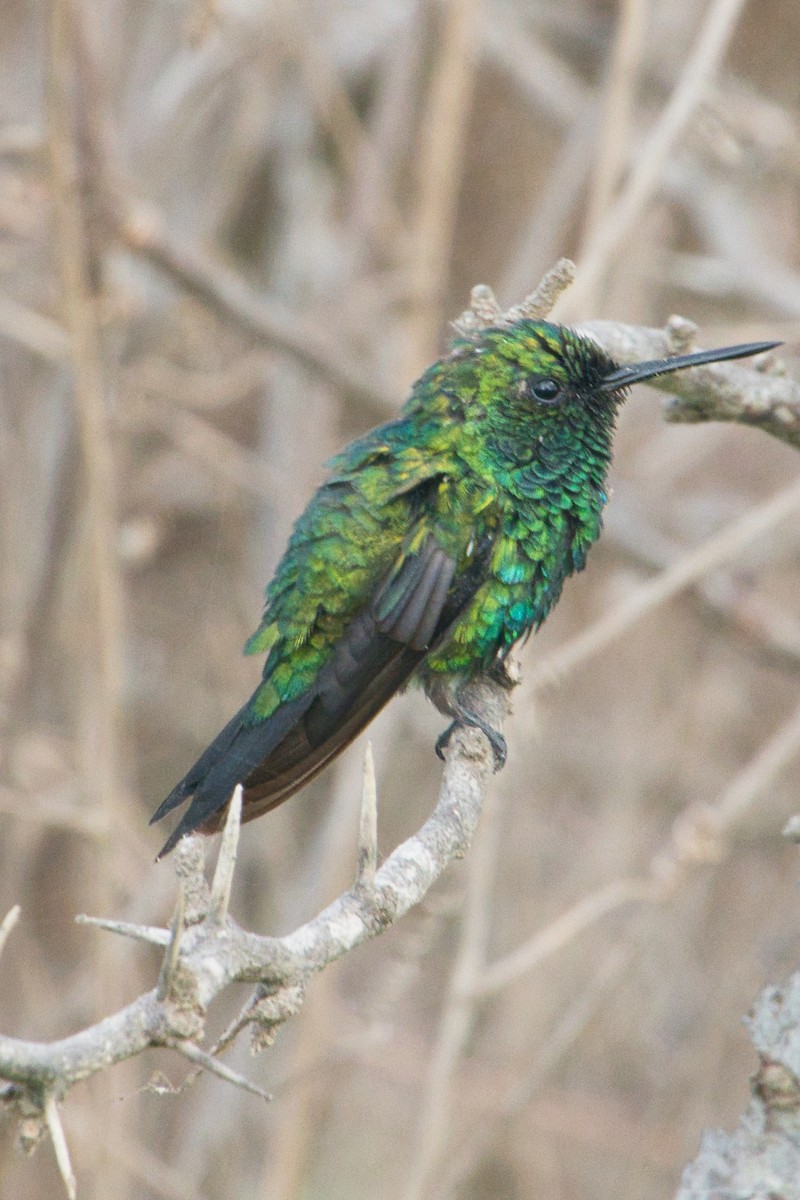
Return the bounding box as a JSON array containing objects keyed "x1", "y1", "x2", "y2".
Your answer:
[{"x1": 151, "y1": 320, "x2": 776, "y2": 857}]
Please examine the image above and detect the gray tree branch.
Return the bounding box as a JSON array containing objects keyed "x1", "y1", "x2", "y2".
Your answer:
[
  {"x1": 0, "y1": 679, "x2": 507, "y2": 1193},
  {"x1": 582, "y1": 315, "x2": 797, "y2": 449},
  {"x1": 676, "y1": 964, "x2": 800, "y2": 1200}
]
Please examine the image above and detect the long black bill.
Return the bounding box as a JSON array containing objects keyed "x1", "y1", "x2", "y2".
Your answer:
[{"x1": 601, "y1": 340, "x2": 780, "y2": 392}]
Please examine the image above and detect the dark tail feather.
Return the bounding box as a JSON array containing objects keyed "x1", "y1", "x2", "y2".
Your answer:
[
  {"x1": 152, "y1": 691, "x2": 316, "y2": 858},
  {"x1": 227, "y1": 640, "x2": 423, "y2": 824},
  {"x1": 152, "y1": 629, "x2": 426, "y2": 860},
  {"x1": 153, "y1": 632, "x2": 422, "y2": 858},
  {"x1": 230, "y1": 587, "x2": 448, "y2": 821},
  {"x1": 150, "y1": 703, "x2": 251, "y2": 827}
]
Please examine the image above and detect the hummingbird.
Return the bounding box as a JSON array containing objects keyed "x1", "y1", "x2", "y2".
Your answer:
[{"x1": 151, "y1": 320, "x2": 776, "y2": 857}]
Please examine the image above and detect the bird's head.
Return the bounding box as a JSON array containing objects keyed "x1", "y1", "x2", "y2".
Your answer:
[{"x1": 453, "y1": 319, "x2": 777, "y2": 468}]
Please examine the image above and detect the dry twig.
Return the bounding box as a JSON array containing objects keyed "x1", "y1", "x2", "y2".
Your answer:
[{"x1": 112, "y1": 201, "x2": 397, "y2": 413}]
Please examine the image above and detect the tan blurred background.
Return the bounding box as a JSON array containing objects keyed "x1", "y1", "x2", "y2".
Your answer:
[{"x1": 1, "y1": 1, "x2": 800, "y2": 1197}]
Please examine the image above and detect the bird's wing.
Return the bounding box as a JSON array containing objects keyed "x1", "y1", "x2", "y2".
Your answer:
[
  {"x1": 230, "y1": 535, "x2": 463, "y2": 820},
  {"x1": 152, "y1": 436, "x2": 492, "y2": 856},
  {"x1": 152, "y1": 530, "x2": 479, "y2": 857}
]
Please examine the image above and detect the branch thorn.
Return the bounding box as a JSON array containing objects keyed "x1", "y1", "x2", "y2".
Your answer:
[
  {"x1": 44, "y1": 1092, "x2": 76, "y2": 1200},
  {"x1": 210, "y1": 784, "x2": 242, "y2": 923},
  {"x1": 75, "y1": 915, "x2": 170, "y2": 946},
  {"x1": 0, "y1": 905, "x2": 21, "y2": 963},
  {"x1": 164, "y1": 1038, "x2": 272, "y2": 1102},
  {"x1": 508, "y1": 258, "x2": 577, "y2": 323},
  {"x1": 357, "y1": 741, "x2": 378, "y2": 885},
  {"x1": 157, "y1": 882, "x2": 186, "y2": 1002}
]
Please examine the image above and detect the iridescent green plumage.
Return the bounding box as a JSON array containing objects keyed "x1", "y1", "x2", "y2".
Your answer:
[
  {"x1": 250, "y1": 324, "x2": 612, "y2": 698},
  {"x1": 152, "y1": 320, "x2": 775, "y2": 856}
]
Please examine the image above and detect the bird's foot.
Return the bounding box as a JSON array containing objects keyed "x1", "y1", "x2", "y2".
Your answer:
[{"x1": 435, "y1": 712, "x2": 507, "y2": 770}]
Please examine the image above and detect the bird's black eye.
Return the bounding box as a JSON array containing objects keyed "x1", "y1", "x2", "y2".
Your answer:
[{"x1": 523, "y1": 377, "x2": 562, "y2": 405}]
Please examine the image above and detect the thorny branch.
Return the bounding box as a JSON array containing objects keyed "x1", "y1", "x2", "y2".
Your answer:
[
  {"x1": 0, "y1": 266, "x2": 797, "y2": 1197},
  {"x1": 0, "y1": 676, "x2": 507, "y2": 1194}
]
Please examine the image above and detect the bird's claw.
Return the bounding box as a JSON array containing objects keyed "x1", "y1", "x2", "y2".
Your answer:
[
  {"x1": 435, "y1": 723, "x2": 455, "y2": 762},
  {"x1": 435, "y1": 716, "x2": 507, "y2": 770},
  {"x1": 483, "y1": 725, "x2": 507, "y2": 769}
]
